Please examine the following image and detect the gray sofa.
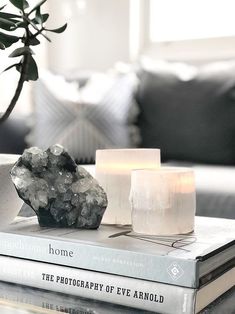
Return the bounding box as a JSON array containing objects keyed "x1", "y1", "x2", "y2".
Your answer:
[
  {"x1": 2, "y1": 60, "x2": 235, "y2": 220},
  {"x1": 135, "y1": 60, "x2": 235, "y2": 220}
]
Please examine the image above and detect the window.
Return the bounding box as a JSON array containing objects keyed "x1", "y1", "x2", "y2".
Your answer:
[
  {"x1": 150, "y1": 0, "x2": 235, "y2": 42},
  {"x1": 131, "y1": 0, "x2": 235, "y2": 61}
]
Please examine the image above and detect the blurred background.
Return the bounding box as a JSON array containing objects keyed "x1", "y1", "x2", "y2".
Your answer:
[
  {"x1": 2, "y1": 0, "x2": 235, "y2": 220},
  {"x1": 1, "y1": 0, "x2": 235, "y2": 162},
  {"x1": 2, "y1": 0, "x2": 235, "y2": 114}
]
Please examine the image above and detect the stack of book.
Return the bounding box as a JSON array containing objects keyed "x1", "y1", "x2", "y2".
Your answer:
[{"x1": 0, "y1": 215, "x2": 234, "y2": 313}]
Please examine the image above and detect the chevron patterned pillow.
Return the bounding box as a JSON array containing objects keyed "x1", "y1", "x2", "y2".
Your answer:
[{"x1": 27, "y1": 71, "x2": 139, "y2": 164}]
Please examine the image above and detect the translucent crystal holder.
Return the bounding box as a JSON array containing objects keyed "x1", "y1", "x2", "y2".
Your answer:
[
  {"x1": 95, "y1": 149, "x2": 161, "y2": 225},
  {"x1": 130, "y1": 168, "x2": 196, "y2": 235}
]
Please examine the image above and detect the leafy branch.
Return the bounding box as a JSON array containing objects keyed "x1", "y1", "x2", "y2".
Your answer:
[{"x1": 0, "y1": 0, "x2": 67, "y2": 122}]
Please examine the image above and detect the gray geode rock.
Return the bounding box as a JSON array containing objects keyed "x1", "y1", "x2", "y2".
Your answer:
[{"x1": 11, "y1": 145, "x2": 107, "y2": 229}]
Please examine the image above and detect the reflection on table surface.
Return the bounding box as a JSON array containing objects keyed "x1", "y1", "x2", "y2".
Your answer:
[
  {"x1": 0, "y1": 281, "x2": 234, "y2": 314},
  {"x1": 0, "y1": 281, "x2": 147, "y2": 314},
  {"x1": 0, "y1": 302, "x2": 56, "y2": 314}
]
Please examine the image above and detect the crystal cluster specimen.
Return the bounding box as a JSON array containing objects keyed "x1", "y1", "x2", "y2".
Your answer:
[{"x1": 11, "y1": 145, "x2": 107, "y2": 228}]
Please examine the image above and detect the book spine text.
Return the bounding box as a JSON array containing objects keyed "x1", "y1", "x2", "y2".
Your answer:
[
  {"x1": 0, "y1": 233, "x2": 197, "y2": 287},
  {"x1": 0, "y1": 256, "x2": 195, "y2": 314}
]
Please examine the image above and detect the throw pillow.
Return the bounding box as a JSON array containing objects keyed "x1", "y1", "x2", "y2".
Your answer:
[
  {"x1": 136, "y1": 59, "x2": 235, "y2": 165},
  {"x1": 28, "y1": 70, "x2": 139, "y2": 164}
]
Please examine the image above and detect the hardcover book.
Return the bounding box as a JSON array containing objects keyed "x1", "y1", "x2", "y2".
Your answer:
[
  {"x1": 0, "y1": 216, "x2": 234, "y2": 288},
  {"x1": 0, "y1": 274, "x2": 234, "y2": 314},
  {"x1": 0, "y1": 255, "x2": 233, "y2": 313},
  {"x1": 0, "y1": 280, "x2": 148, "y2": 314}
]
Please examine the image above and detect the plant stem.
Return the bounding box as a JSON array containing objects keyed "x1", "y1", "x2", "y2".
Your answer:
[
  {"x1": 0, "y1": 54, "x2": 29, "y2": 123},
  {"x1": 0, "y1": 12, "x2": 30, "y2": 124}
]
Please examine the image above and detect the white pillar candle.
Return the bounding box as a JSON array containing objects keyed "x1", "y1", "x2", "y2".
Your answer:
[
  {"x1": 130, "y1": 167, "x2": 196, "y2": 235},
  {"x1": 95, "y1": 149, "x2": 161, "y2": 225}
]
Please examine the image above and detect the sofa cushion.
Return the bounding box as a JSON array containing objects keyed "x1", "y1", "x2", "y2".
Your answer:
[
  {"x1": 0, "y1": 116, "x2": 28, "y2": 154},
  {"x1": 136, "y1": 60, "x2": 235, "y2": 165},
  {"x1": 195, "y1": 164, "x2": 235, "y2": 219},
  {"x1": 166, "y1": 161, "x2": 235, "y2": 219},
  {"x1": 28, "y1": 71, "x2": 139, "y2": 164}
]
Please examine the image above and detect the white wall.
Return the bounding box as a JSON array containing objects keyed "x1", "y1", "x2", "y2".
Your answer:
[{"x1": 47, "y1": 0, "x2": 130, "y2": 73}]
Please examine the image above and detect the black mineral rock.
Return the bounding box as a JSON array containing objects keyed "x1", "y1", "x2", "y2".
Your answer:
[{"x1": 11, "y1": 145, "x2": 108, "y2": 228}]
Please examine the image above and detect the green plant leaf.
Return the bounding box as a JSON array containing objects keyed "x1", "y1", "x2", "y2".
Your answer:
[
  {"x1": 14, "y1": 21, "x2": 27, "y2": 28},
  {"x1": 0, "y1": 12, "x2": 21, "y2": 19},
  {"x1": 22, "y1": 32, "x2": 40, "y2": 46},
  {"x1": 32, "y1": 13, "x2": 48, "y2": 24},
  {"x1": 9, "y1": 0, "x2": 29, "y2": 10},
  {"x1": 2, "y1": 62, "x2": 19, "y2": 72},
  {"x1": 45, "y1": 23, "x2": 67, "y2": 33},
  {"x1": 25, "y1": 54, "x2": 38, "y2": 81},
  {"x1": 29, "y1": 36, "x2": 40, "y2": 45},
  {"x1": 0, "y1": 5, "x2": 7, "y2": 11},
  {"x1": 0, "y1": 17, "x2": 17, "y2": 31},
  {"x1": 0, "y1": 41, "x2": 5, "y2": 49},
  {"x1": 40, "y1": 13, "x2": 49, "y2": 24},
  {"x1": 9, "y1": 46, "x2": 33, "y2": 57},
  {"x1": 0, "y1": 31, "x2": 19, "y2": 47},
  {"x1": 28, "y1": 0, "x2": 47, "y2": 15},
  {"x1": 24, "y1": 15, "x2": 51, "y2": 42},
  {"x1": 35, "y1": 7, "x2": 42, "y2": 24}
]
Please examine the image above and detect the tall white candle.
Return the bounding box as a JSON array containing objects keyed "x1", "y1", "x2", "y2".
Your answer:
[
  {"x1": 130, "y1": 167, "x2": 196, "y2": 235},
  {"x1": 95, "y1": 149, "x2": 161, "y2": 225}
]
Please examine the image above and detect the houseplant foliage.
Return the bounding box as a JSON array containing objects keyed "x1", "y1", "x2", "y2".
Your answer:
[{"x1": 0, "y1": 0, "x2": 67, "y2": 122}]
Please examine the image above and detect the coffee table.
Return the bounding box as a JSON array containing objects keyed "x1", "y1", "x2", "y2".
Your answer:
[{"x1": 0, "y1": 281, "x2": 234, "y2": 314}]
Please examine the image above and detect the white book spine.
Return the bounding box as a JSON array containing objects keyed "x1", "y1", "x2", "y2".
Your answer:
[{"x1": 0, "y1": 256, "x2": 195, "y2": 314}]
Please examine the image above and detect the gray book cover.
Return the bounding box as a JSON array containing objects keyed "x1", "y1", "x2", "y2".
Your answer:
[{"x1": 0, "y1": 216, "x2": 234, "y2": 288}]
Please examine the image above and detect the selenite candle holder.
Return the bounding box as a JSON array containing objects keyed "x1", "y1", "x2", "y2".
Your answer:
[
  {"x1": 130, "y1": 168, "x2": 196, "y2": 235},
  {"x1": 95, "y1": 149, "x2": 161, "y2": 225}
]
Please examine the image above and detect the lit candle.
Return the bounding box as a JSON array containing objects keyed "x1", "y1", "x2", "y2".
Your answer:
[
  {"x1": 95, "y1": 149, "x2": 161, "y2": 225},
  {"x1": 130, "y1": 167, "x2": 196, "y2": 235}
]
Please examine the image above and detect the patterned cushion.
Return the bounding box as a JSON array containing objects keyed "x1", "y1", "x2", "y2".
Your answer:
[{"x1": 28, "y1": 71, "x2": 139, "y2": 163}]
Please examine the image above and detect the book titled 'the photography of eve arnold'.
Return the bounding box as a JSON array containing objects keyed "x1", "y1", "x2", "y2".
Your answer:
[
  {"x1": 0, "y1": 280, "x2": 234, "y2": 314},
  {"x1": 0, "y1": 216, "x2": 233, "y2": 313}
]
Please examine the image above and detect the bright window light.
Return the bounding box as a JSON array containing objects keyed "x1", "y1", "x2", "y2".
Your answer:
[{"x1": 150, "y1": 0, "x2": 235, "y2": 42}]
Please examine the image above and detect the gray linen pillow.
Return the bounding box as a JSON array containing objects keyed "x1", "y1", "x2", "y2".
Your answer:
[{"x1": 136, "y1": 60, "x2": 235, "y2": 165}]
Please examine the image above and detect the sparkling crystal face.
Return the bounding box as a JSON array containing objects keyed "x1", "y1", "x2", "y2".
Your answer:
[{"x1": 11, "y1": 145, "x2": 107, "y2": 228}]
